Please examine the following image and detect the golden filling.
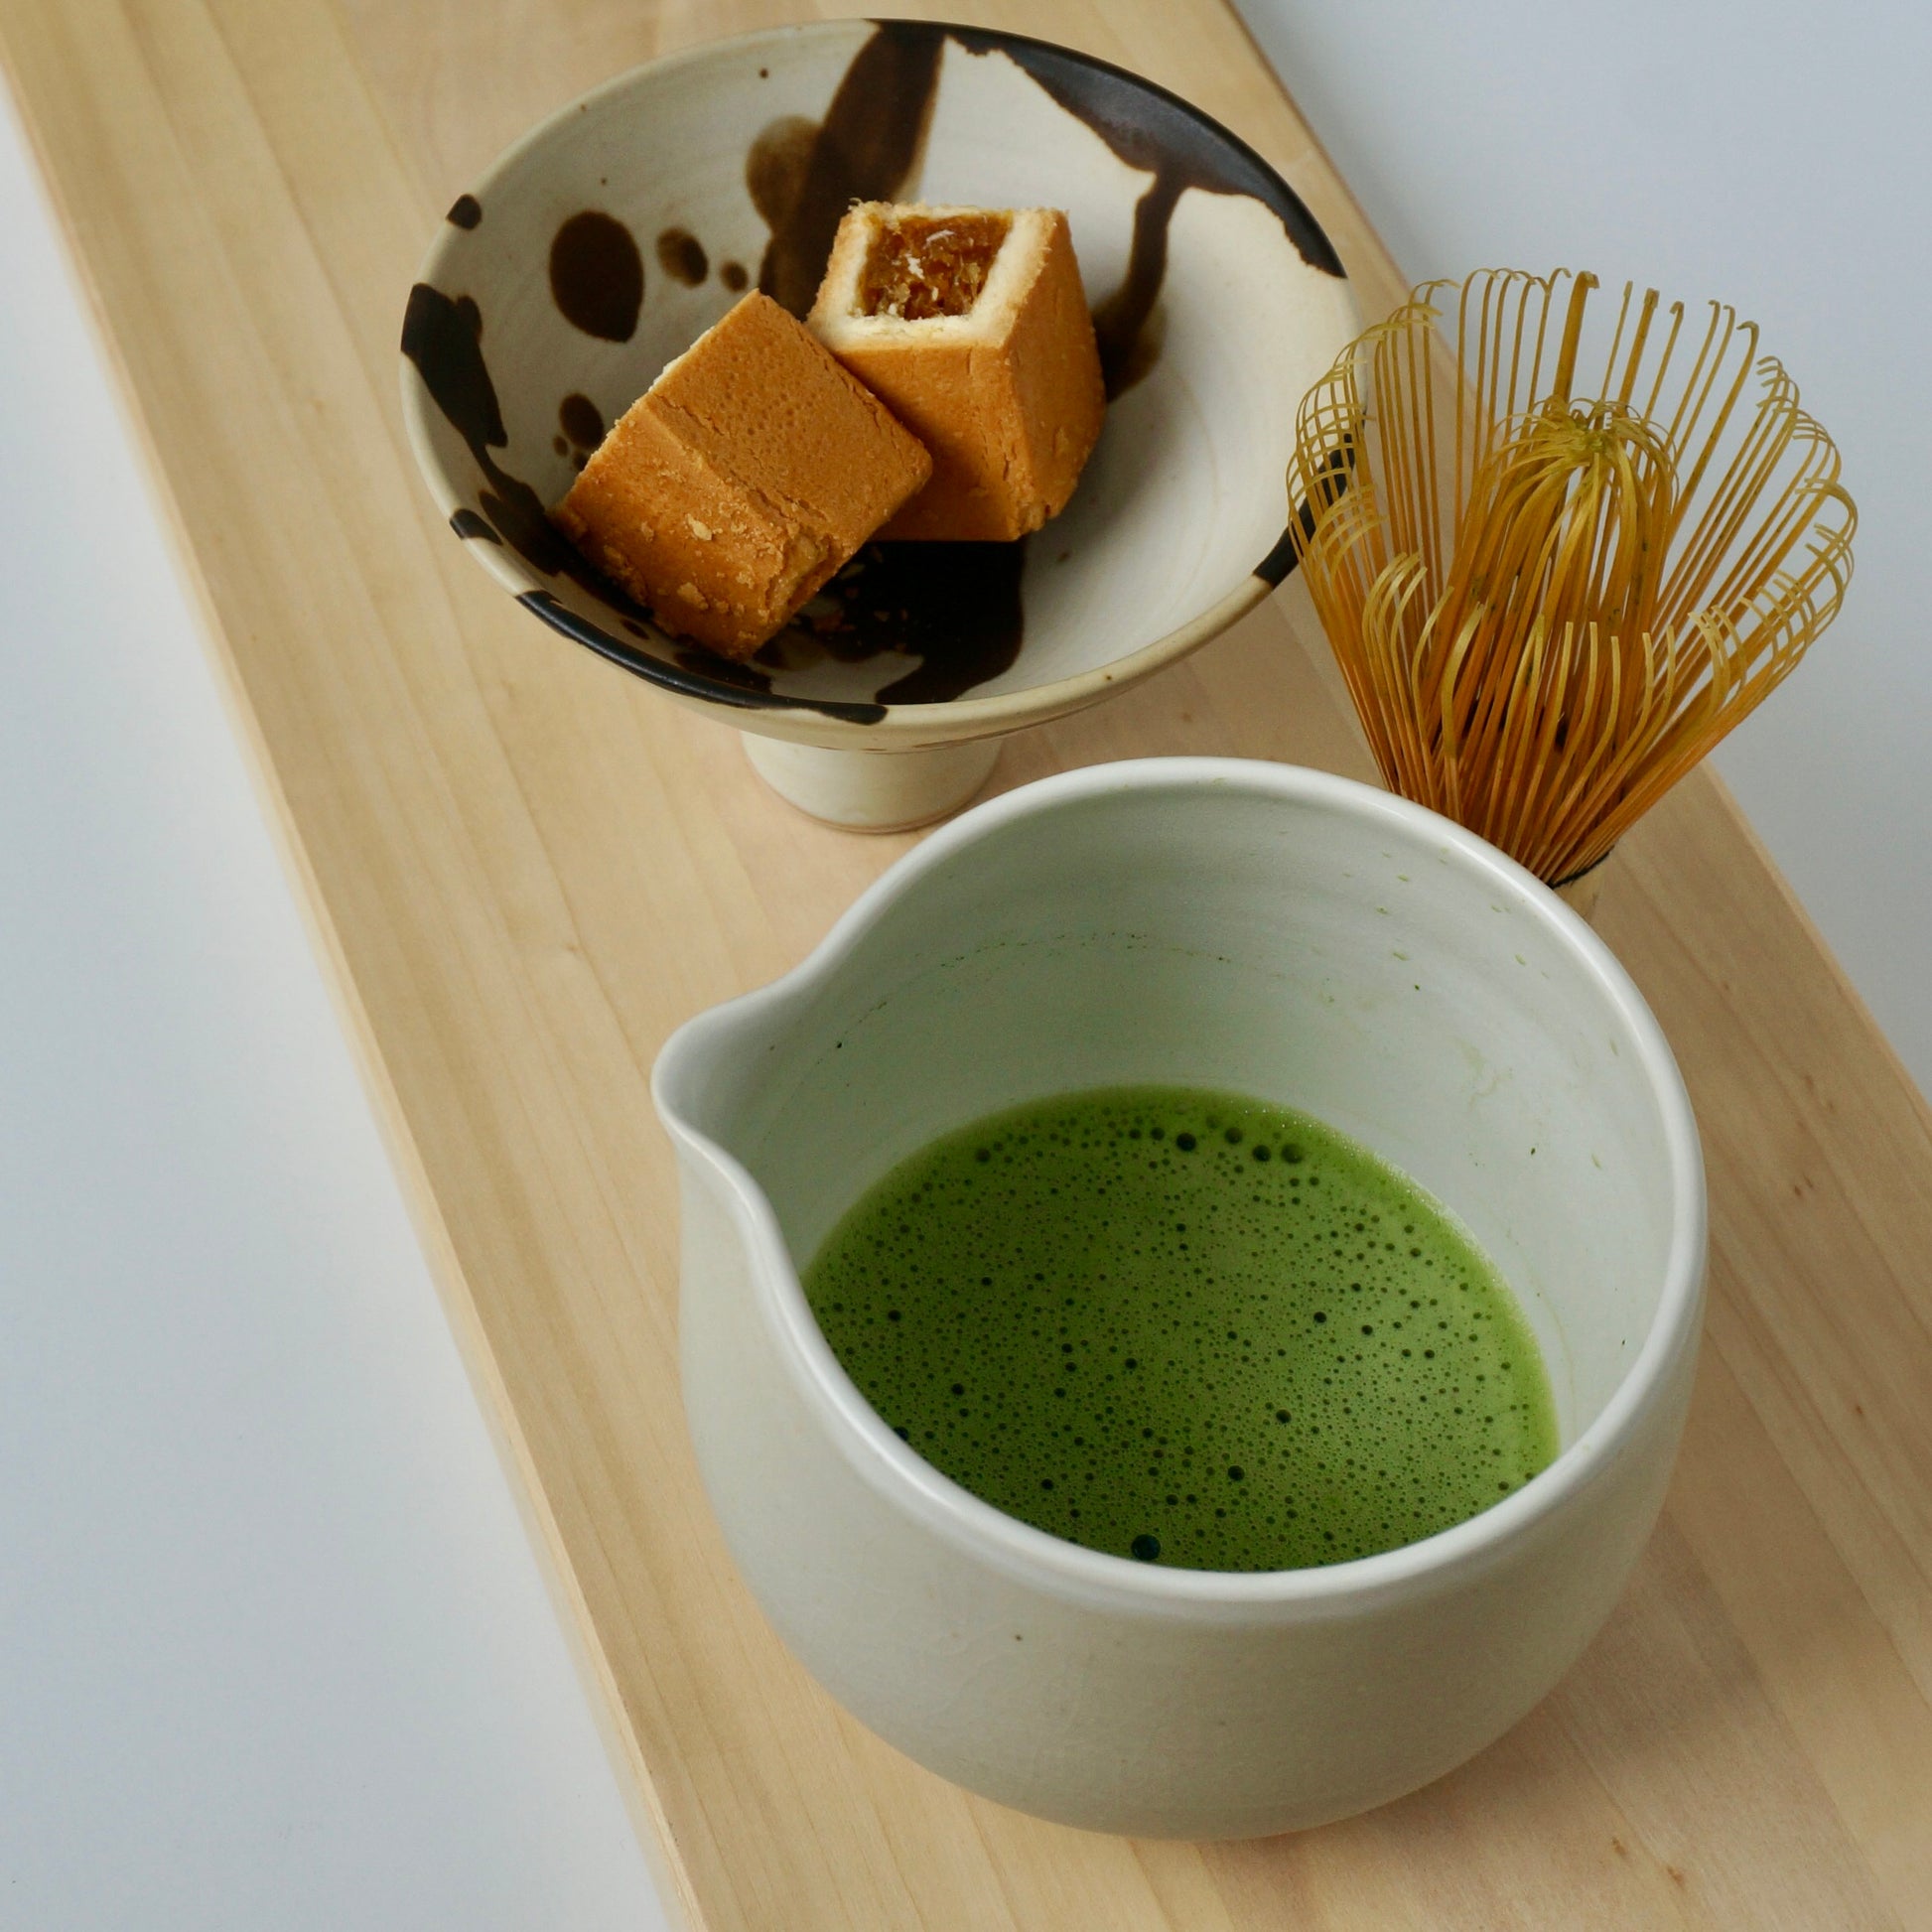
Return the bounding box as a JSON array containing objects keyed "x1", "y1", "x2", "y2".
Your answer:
[{"x1": 857, "y1": 212, "x2": 1012, "y2": 321}]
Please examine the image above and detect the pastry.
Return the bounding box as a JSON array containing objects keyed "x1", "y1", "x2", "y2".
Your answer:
[
  {"x1": 553, "y1": 291, "x2": 931, "y2": 658},
  {"x1": 809, "y1": 204, "x2": 1106, "y2": 543}
]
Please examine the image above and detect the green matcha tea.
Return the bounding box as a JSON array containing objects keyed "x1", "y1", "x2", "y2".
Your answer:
[{"x1": 804, "y1": 1086, "x2": 1558, "y2": 1571}]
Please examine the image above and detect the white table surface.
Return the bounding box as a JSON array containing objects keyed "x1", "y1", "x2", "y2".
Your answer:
[{"x1": 3, "y1": 6, "x2": 1921, "y2": 1925}]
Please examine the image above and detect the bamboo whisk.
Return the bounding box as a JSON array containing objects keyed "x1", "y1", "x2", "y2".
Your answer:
[{"x1": 1288, "y1": 269, "x2": 1856, "y2": 891}]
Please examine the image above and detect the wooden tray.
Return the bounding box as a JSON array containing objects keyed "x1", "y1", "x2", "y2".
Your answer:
[{"x1": 8, "y1": 1, "x2": 1932, "y2": 1923}]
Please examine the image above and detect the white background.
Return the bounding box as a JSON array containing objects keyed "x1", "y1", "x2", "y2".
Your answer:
[{"x1": 0, "y1": 7, "x2": 1921, "y2": 1927}]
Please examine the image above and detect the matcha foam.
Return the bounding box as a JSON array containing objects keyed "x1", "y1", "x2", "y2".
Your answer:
[{"x1": 803, "y1": 1085, "x2": 1559, "y2": 1571}]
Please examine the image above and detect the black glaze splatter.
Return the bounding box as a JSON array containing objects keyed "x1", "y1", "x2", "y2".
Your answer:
[
  {"x1": 754, "y1": 27, "x2": 944, "y2": 316},
  {"x1": 1256, "y1": 439, "x2": 1355, "y2": 587},
  {"x1": 719, "y1": 260, "x2": 750, "y2": 291},
  {"x1": 655, "y1": 226, "x2": 710, "y2": 287},
  {"x1": 947, "y1": 28, "x2": 1340, "y2": 390},
  {"x1": 451, "y1": 507, "x2": 500, "y2": 542},
  {"x1": 677, "y1": 647, "x2": 770, "y2": 694},
  {"x1": 873, "y1": 539, "x2": 1024, "y2": 702},
  {"x1": 446, "y1": 194, "x2": 483, "y2": 229},
  {"x1": 558, "y1": 391, "x2": 606, "y2": 451},
  {"x1": 755, "y1": 541, "x2": 1027, "y2": 704},
  {"x1": 520, "y1": 592, "x2": 888, "y2": 724},
  {"x1": 745, "y1": 115, "x2": 819, "y2": 236},
  {"x1": 549, "y1": 210, "x2": 644, "y2": 341},
  {"x1": 402, "y1": 284, "x2": 588, "y2": 579}
]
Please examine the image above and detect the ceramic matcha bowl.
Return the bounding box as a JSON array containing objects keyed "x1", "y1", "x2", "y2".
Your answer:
[
  {"x1": 400, "y1": 21, "x2": 1359, "y2": 828},
  {"x1": 653, "y1": 759, "x2": 1708, "y2": 1837}
]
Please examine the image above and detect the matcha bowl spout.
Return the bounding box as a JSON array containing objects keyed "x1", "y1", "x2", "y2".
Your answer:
[{"x1": 650, "y1": 759, "x2": 1707, "y2": 1838}]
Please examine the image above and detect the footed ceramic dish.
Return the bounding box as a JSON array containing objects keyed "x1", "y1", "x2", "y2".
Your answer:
[{"x1": 400, "y1": 21, "x2": 1359, "y2": 826}]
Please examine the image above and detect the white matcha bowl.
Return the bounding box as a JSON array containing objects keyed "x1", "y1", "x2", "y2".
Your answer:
[{"x1": 651, "y1": 759, "x2": 1706, "y2": 1837}]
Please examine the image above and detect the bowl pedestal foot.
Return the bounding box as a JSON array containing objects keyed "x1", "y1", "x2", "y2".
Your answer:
[{"x1": 742, "y1": 734, "x2": 1001, "y2": 832}]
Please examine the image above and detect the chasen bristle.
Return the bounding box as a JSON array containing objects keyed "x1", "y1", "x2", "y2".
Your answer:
[{"x1": 1288, "y1": 269, "x2": 1857, "y2": 889}]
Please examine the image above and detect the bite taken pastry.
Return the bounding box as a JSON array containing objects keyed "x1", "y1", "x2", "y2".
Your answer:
[
  {"x1": 552, "y1": 291, "x2": 931, "y2": 660},
  {"x1": 809, "y1": 205, "x2": 1106, "y2": 543}
]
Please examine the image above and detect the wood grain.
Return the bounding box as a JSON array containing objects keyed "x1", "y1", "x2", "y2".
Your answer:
[{"x1": 5, "y1": 0, "x2": 1930, "y2": 1924}]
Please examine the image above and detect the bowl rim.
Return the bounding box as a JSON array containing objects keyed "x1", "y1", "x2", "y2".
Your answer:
[
  {"x1": 653, "y1": 759, "x2": 1709, "y2": 1613},
  {"x1": 398, "y1": 19, "x2": 1355, "y2": 749}
]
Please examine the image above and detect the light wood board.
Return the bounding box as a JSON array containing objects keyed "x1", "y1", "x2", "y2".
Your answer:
[{"x1": 6, "y1": 0, "x2": 1932, "y2": 1924}]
